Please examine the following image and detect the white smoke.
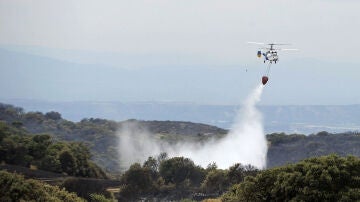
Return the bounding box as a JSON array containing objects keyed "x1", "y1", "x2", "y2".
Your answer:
[{"x1": 117, "y1": 84, "x2": 268, "y2": 169}]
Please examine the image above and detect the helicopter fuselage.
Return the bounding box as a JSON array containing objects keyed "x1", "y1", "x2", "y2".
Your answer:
[
  {"x1": 262, "y1": 50, "x2": 279, "y2": 64},
  {"x1": 262, "y1": 50, "x2": 278, "y2": 64}
]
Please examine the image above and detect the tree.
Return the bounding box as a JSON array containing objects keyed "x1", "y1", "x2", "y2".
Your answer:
[
  {"x1": 201, "y1": 169, "x2": 228, "y2": 194},
  {"x1": 222, "y1": 155, "x2": 360, "y2": 202},
  {"x1": 159, "y1": 157, "x2": 205, "y2": 187},
  {"x1": 206, "y1": 162, "x2": 218, "y2": 172},
  {"x1": 89, "y1": 193, "x2": 113, "y2": 202},
  {"x1": 11, "y1": 121, "x2": 23, "y2": 128},
  {"x1": 0, "y1": 171, "x2": 84, "y2": 201},
  {"x1": 59, "y1": 150, "x2": 77, "y2": 175},
  {"x1": 28, "y1": 134, "x2": 51, "y2": 160},
  {"x1": 0, "y1": 137, "x2": 32, "y2": 166},
  {"x1": 143, "y1": 156, "x2": 159, "y2": 180},
  {"x1": 62, "y1": 178, "x2": 113, "y2": 201},
  {"x1": 45, "y1": 111, "x2": 62, "y2": 120},
  {"x1": 120, "y1": 163, "x2": 154, "y2": 199},
  {"x1": 39, "y1": 142, "x2": 66, "y2": 173},
  {"x1": 227, "y1": 163, "x2": 245, "y2": 185}
]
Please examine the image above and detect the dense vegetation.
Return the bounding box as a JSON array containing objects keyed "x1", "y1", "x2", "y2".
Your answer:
[
  {"x1": 0, "y1": 103, "x2": 360, "y2": 172},
  {"x1": 118, "y1": 154, "x2": 259, "y2": 201},
  {"x1": 0, "y1": 170, "x2": 84, "y2": 201},
  {"x1": 0, "y1": 103, "x2": 121, "y2": 171},
  {"x1": 0, "y1": 117, "x2": 116, "y2": 201},
  {"x1": 0, "y1": 103, "x2": 227, "y2": 172},
  {"x1": 1, "y1": 103, "x2": 360, "y2": 173},
  {"x1": 114, "y1": 154, "x2": 360, "y2": 201},
  {"x1": 222, "y1": 155, "x2": 360, "y2": 201},
  {"x1": 1, "y1": 102, "x2": 360, "y2": 201},
  {"x1": 267, "y1": 132, "x2": 360, "y2": 167},
  {"x1": 0, "y1": 121, "x2": 106, "y2": 178}
]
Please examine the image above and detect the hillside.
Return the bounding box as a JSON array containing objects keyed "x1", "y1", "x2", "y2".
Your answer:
[
  {"x1": 0, "y1": 121, "x2": 107, "y2": 179},
  {"x1": 0, "y1": 103, "x2": 227, "y2": 172},
  {"x1": 1, "y1": 102, "x2": 359, "y2": 172},
  {"x1": 267, "y1": 132, "x2": 360, "y2": 167},
  {"x1": 5, "y1": 99, "x2": 360, "y2": 134},
  {"x1": 1, "y1": 102, "x2": 360, "y2": 201}
]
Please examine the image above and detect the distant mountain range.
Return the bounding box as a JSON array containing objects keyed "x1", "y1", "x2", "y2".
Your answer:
[
  {"x1": 2, "y1": 99, "x2": 360, "y2": 134},
  {"x1": 2, "y1": 46, "x2": 360, "y2": 107},
  {"x1": 1, "y1": 47, "x2": 360, "y2": 134}
]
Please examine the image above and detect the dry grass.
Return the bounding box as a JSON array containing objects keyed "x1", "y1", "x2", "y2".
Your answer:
[{"x1": 202, "y1": 198, "x2": 222, "y2": 202}]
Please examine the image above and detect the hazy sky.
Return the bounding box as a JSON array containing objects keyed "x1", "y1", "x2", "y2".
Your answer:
[
  {"x1": 1, "y1": 0, "x2": 360, "y2": 62},
  {"x1": 0, "y1": 0, "x2": 359, "y2": 105}
]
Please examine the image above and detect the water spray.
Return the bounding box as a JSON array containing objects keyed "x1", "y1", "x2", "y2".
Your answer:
[{"x1": 117, "y1": 84, "x2": 268, "y2": 169}]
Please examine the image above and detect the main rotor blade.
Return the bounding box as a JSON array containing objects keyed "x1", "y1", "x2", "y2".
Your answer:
[
  {"x1": 268, "y1": 43, "x2": 291, "y2": 46},
  {"x1": 279, "y1": 48, "x2": 299, "y2": 51},
  {"x1": 247, "y1": 42, "x2": 265, "y2": 45}
]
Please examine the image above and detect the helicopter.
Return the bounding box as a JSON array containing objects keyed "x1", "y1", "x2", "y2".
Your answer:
[
  {"x1": 247, "y1": 42, "x2": 297, "y2": 85},
  {"x1": 248, "y1": 42, "x2": 297, "y2": 64}
]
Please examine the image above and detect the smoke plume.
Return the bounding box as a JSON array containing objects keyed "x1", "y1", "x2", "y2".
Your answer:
[{"x1": 117, "y1": 84, "x2": 268, "y2": 169}]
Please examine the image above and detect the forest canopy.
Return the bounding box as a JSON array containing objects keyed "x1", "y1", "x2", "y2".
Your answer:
[
  {"x1": 0, "y1": 121, "x2": 106, "y2": 178},
  {"x1": 222, "y1": 155, "x2": 360, "y2": 201}
]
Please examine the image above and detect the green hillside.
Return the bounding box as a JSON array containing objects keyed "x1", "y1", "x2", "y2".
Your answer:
[
  {"x1": 1, "y1": 103, "x2": 360, "y2": 201},
  {"x1": 1, "y1": 102, "x2": 359, "y2": 173},
  {"x1": 0, "y1": 120, "x2": 106, "y2": 179},
  {"x1": 0, "y1": 103, "x2": 227, "y2": 172},
  {"x1": 267, "y1": 132, "x2": 360, "y2": 167}
]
